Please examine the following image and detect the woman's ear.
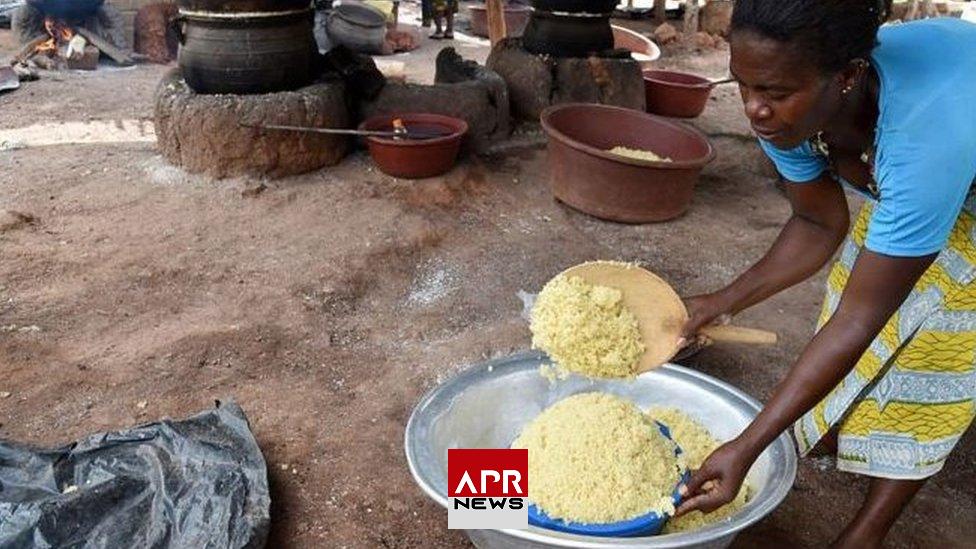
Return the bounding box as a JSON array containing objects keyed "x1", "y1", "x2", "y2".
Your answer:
[{"x1": 838, "y1": 58, "x2": 868, "y2": 96}]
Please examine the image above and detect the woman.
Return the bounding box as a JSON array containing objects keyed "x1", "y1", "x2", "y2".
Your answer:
[{"x1": 674, "y1": 1, "x2": 976, "y2": 547}]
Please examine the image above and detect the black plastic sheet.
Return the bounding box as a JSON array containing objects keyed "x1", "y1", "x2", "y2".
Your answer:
[{"x1": 0, "y1": 401, "x2": 270, "y2": 549}]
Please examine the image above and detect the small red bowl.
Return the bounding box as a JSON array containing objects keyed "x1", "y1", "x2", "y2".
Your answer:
[
  {"x1": 643, "y1": 69, "x2": 713, "y2": 119},
  {"x1": 359, "y1": 113, "x2": 468, "y2": 179}
]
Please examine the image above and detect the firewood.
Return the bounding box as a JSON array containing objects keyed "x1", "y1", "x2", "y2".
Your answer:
[
  {"x1": 75, "y1": 27, "x2": 134, "y2": 65},
  {"x1": 12, "y1": 64, "x2": 39, "y2": 82},
  {"x1": 32, "y1": 55, "x2": 63, "y2": 71},
  {"x1": 9, "y1": 35, "x2": 49, "y2": 65}
]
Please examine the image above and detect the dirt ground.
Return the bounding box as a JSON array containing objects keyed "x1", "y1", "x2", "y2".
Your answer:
[{"x1": 1, "y1": 10, "x2": 974, "y2": 549}]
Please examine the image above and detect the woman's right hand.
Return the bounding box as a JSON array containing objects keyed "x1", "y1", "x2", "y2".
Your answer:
[
  {"x1": 675, "y1": 439, "x2": 754, "y2": 516},
  {"x1": 680, "y1": 293, "x2": 733, "y2": 346}
]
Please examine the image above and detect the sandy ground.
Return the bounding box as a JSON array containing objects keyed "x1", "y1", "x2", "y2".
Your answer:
[{"x1": 1, "y1": 9, "x2": 974, "y2": 549}]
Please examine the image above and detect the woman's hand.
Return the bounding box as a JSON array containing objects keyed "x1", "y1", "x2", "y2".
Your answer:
[
  {"x1": 680, "y1": 293, "x2": 733, "y2": 346},
  {"x1": 675, "y1": 440, "x2": 753, "y2": 516}
]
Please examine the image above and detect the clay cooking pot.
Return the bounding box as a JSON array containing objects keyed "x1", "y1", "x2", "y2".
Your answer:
[
  {"x1": 176, "y1": 8, "x2": 315, "y2": 94},
  {"x1": 28, "y1": 0, "x2": 105, "y2": 19}
]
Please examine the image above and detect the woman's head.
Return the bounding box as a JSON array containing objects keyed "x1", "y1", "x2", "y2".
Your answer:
[{"x1": 729, "y1": 0, "x2": 891, "y2": 148}]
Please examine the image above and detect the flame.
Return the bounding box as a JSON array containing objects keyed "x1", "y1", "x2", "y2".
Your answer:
[{"x1": 33, "y1": 17, "x2": 74, "y2": 56}]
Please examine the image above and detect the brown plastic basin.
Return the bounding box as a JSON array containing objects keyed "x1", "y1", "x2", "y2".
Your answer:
[
  {"x1": 643, "y1": 69, "x2": 713, "y2": 118},
  {"x1": 359, "y1": 113, "x2": 468, "y2": 179},
  {"x1": 540, "y1": 103, "x2": 715, "y2": 223},
  {"x1": 469, "y1": 4, "x2": 531, "y2": 38}
]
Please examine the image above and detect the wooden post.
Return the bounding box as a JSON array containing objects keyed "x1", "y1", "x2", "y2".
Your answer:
[
  {"x1": 683, "y1": 0, "x2": 700, "y2": 34},
  {"x1": 486, "y1": 0, "x2": 507, "y2": 47},
  {"x1": 653, "y1": 0, "x2": 667, "y2": 23}
]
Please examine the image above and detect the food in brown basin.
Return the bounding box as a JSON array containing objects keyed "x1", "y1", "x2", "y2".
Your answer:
[
  {"x1": 540, "y1": 103, "x2": 715, "y2": 223},
  {"x1": 643, "y1": 69, "x2": 715, "y2": 119},
  {"x1": 358, "y1": 114, "x2": 468, "y2": 180}
]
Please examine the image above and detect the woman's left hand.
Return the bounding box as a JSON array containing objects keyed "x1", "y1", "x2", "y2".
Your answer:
[{"x1": 674, "y1": 439, "x2": 754, "y2": 516}]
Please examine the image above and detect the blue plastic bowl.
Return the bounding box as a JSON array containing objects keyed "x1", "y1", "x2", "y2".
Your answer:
[{"x1": 527, "y1": 421, "x2": 690, "y2": 538}]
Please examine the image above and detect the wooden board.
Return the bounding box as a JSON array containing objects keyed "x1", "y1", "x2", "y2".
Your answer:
[
  {"x1": 560, "y1": 261, "x2": 687, "y2": 374},
  {"x1": 559, "y1": 261, "x2": 778, "y2": 373}
]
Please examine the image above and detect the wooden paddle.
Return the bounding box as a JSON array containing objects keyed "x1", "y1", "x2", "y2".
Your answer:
[{"x1": 559, "y1": 261, "x2": 778, "y2": 374}]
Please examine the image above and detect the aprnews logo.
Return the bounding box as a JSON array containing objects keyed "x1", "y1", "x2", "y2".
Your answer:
[{"x1": 447, "y1": 449, "x2": 528, "y2": 529}]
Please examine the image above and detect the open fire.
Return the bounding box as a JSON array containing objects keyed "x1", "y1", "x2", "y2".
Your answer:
[
  {"x1": 20, "y1": 16, "x2": 99, "y2": 70},
  {"x1": 34, "y1": 17, "x2": 76, "y2": 56},
  {"x1": 9, "y1": 1, "x2": 134, "y2": 71}
]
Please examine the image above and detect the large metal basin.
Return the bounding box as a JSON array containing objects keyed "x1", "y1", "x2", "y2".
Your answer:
[{"x1": 404, "y1": 351, "x2": 796, "y2": 549}]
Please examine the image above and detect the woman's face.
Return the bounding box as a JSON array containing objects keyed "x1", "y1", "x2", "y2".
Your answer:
[{"x1": 729, "y1": 30, "x2": 845, "y2": 149}]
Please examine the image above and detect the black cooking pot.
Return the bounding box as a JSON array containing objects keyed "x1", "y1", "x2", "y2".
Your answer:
[
  {"x1": 177, "y1": 8, "x2": 315, "y2": 94},
  {"x1": 529, "y1": 0, "x2": 617, "y2": 14},
  {"x1": 27, "y1": 0, "x2": 104, "y2": 19},
  {"x1": 522, "y1": 10, "x2": 613, "y2": 57},
  {"x1": 178, "y1": 0, "x2": 311, "y2": 12}
]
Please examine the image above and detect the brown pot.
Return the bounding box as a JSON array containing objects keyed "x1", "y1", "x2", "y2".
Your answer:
[
  {"x1": 643, "y1": 69, "x2": 713, "y2": 119},
  {"x1": 468, "y1": 4, "x2": 531, "y2": 38},
  {"x1": 359, "y1": 114, "x2": 468, "y2": 179},
  {"x1": 540, "y1": 103, "x2": 714, "y2": 223}
]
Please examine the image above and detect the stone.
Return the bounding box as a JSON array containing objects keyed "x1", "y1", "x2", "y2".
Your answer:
[
  {"x1": 693, "y1": 31, "x2": 717, "y2": 50},
  {"x1": 487, "y1": 38, "x2": 645, "y2": 122},
  {"x1": 134, "y1": 2, "x2": 179, "y2": 64},
  {"x1": 154, "y1": 68, "x2": 350, "y2": 179},
  {"x1": 700, "y1": 0, "x2": 733, "y2": 36},
  {"x1": 360, "y1": 48, "x2": 511, "y2": 152},
  {"x1": 66, "y1": 45, "x2": 99, "y2": 71},
  {"x1": 486, "y1": 38, "x2": 552, "y2": 121},
  {"x1": 552, "y1": 56, "x2": 645, "y2": 112},
  {"x1": 653, "y1": 22, "x2": 679, "y2": 45}
]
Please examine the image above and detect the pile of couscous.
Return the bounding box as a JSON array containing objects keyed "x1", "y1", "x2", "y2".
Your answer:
[
  {"x1": 608, "y1": 146, "x2": 673, "y2": 163},
  {"x1": 512, "y1": 393, "x2": 684, "y2": 524},
  {"x1": 530, "y1": 271, "x2": 645, "y2": 378},
  {"x1": 646, "y1": 407, "x2": 751, "y2": 533}
]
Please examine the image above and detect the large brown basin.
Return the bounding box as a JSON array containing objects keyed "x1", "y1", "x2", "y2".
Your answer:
[{"x1": 540, "y1": 103, "x2": 714, "y2": 223}]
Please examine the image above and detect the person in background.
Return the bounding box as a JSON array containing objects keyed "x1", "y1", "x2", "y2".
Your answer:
[
  {"x1": 421, "y1": 0, "x2": 432, "y2": 28},
  {"x1": 429, "y1": 0, "x2": 457, "y2": 40},
  {"x1": 674, "y1": 0, "x2": 976, "y2": 547}
]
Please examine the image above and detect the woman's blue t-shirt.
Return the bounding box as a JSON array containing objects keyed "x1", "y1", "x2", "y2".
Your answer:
[{"x1": 759, "y1": 18, "x2": 976, "y2": 257}]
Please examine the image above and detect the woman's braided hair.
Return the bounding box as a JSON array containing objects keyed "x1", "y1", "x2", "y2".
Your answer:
[{"x1": 731, "y1": 0, "x2": 894, "y2": 73}]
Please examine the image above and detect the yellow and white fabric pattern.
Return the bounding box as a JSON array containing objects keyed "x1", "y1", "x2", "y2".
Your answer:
[{"x1": 795, "y1": 195, "x2": 976, "y2": 479}]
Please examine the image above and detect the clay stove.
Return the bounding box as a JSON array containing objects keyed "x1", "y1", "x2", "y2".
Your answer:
[
  {"x1": 153, "y1": 0, "x2": 351, "y2": 179},
  {"x1": 9, "y1": 0, "x2": 132, "y2": 70},
  {"x1": 487, "y1": 0, "x2": 646, "y2": 121}
]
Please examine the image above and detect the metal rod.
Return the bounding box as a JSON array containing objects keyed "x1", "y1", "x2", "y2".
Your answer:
[
  {"x1": 242, "y1": 124, "x2": 446, "y2": 140},
  {"x1": 707, "y1": 77, "x2": 736, "y2": 87}
]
